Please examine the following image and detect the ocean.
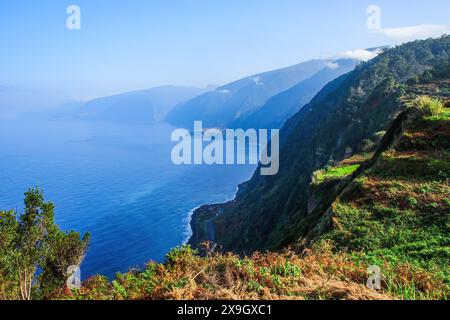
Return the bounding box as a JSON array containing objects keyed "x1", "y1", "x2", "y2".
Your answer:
[{"x1": 0, "y1": 119, "x2": 256, "y2": 278}]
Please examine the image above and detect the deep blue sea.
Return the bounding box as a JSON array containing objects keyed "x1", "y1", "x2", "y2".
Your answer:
[{"x1": 0, "y1": 119, "x2": 256, "y2": 278}]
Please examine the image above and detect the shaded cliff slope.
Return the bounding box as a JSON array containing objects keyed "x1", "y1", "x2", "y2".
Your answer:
[{"x1": 189, "y1": 36, "x2": 450, "y2": 253}]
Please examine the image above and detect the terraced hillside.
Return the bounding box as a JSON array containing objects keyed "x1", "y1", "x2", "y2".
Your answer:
[{"x1": 307, "y1": 97, "x2": 449, "y2": 299}]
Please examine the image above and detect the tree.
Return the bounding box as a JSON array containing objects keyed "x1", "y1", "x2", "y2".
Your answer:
[
  {"x1": 39, "y1": 229, "x2": 90, "y2": 298},
  {"x1": 0, "y1": 188, "x2": 90, "y2": 299},
  {"x1": 0, "y1": 210, "x2": 19, "y2": 299}
]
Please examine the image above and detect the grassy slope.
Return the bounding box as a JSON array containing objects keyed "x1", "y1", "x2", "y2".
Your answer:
[
  {"x1": 60, "y1": 244, "x2": 394, "y2": 300},
  {"x1": 315, "y1": 102, "x2": 450, "y2": 299}
]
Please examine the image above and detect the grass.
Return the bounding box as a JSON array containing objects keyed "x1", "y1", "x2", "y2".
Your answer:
[
  {"x1": 370, "y1": 152, "x2": 450, "y2": 181},
  {"x1": 313, "y1": 164, "x2": 360, "y2": 185},
  {"x1": 318, "y1": 105, "x2": 450, "y2": 300},
  {"x1": 59, "y1": 243, "x2": 396, "y2": 300},
  {"x1": 56, "y1": 239, "x2": 449, "y2": 300},
  {"x1": 425, "y1": 108, "x2": 450, "y2": 121}
]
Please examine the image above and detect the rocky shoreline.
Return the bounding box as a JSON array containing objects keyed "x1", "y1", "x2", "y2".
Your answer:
[
  {"x1": 188, "y1": 200, "x2": 238, "y2": 248},
  {"x1": 188, "y1": 204, "x2": 223, "y2": 248},
  {"x1": 188, "y1": 178, "x2": 251, "y2": 249}
]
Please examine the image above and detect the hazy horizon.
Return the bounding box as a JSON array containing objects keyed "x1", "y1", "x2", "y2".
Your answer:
[{"x1": 1, "y1": 0, "x2": 449, "y2": 115}]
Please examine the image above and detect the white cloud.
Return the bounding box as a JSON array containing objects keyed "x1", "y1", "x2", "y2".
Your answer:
[
  {"x1": 251, "y1": 76, "x2": 264, "y2": 85},
  {"x1": 216, "y1": 89, "x2": 231, "y2": 94},
  {"x1": 375, "y1": 24, "x2": 450, "y2": 43},
  {"x1": 325, "y1": 61, "x2": 340, "y2": 70},
  {"x1": 337, "y1": 49, "x2": 381, "y2": 62}
]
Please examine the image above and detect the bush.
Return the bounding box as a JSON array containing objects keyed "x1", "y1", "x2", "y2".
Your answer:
[
  {"x1": 165, "y1": 244, "x2": 198, "y2": 266},
  {"x1": 413, "y1": 96, "x2": 444, "y2": 116},
  {"x1": 0, "y1": 188, "x2": 90, "y2": 300}
]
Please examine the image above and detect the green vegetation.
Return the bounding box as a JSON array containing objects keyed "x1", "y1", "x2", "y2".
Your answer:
[
  {"x1": 412, "y1": 95, "x2": 445, "y2": 116},
  {"x1": 426, "y1": 108, "x2": 450, "y2": 121},
  {"x1": 0, "y1": 188, "x2": 89, "y2": 300},
  {"x1": 59, "y1": 243, "x2": 396, "y2": 300},
  {"x1": 195, "y1": 36, "x2": 450, "y2": 253},
  {"x1": 319, "y1": 104, "x2": 450, "y2": 300},
  {"x1": 313, "y1": 164, "x2": 360, "y2": 185}
]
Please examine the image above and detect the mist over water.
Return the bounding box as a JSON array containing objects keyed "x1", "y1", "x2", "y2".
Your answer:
[{"x1": 0, "y1": 119, "x2": 256, "y2": 278}]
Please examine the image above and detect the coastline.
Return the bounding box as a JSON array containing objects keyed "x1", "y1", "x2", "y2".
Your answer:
[
  {"x1": 186, "y1": 186, "x2": 240, "y2": 247},
  {"x1": 183, "y1": 205, "x2": 202, "y2": 244}
]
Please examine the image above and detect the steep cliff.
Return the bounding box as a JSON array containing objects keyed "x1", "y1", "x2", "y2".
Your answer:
[{"x1": 189, "y1": 36, "x2": 450, "y2": 253}]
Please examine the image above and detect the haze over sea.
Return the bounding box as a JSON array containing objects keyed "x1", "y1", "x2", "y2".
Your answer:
[{"x1": 0, "y1": 119, "x2": 256, "y2": 278}]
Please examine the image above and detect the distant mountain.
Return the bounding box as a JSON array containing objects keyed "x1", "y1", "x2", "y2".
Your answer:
[
  {"x1": 166, "y1": 49, "x2": 389, "y2": 130},
  {"x1": 230, "y1": 59, "x2": 359, "y2": 129},
  {"x1": 165, "y1": 60, "x2": 333, "y2": 128},
  {"x1": 57, "y1": 86, "x2": 207, "y2": 123}
]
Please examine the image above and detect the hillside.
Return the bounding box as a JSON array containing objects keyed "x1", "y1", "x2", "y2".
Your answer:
[
  {"x1": 56, "y1": 98, "x2": 448, "y2": 300},
  {"x1": 230, "y1": 59, "x2": 358, "y2": 129},
  {"x1": 189, "y1": 36, "x2": 450, "y2": 253},
  {"x1": 307, "y1": 96, "x2": 449, "y2": 298},
  {"x1": 165, "y1": 58, "x2": 360, "y2": 129}
]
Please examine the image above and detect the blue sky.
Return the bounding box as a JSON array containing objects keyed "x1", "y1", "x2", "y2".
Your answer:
[{"x1": 0, "y1": 0, "x2": 449, "y2": 110}]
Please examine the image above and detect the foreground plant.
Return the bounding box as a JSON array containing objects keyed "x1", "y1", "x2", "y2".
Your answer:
[{"x1": 0, "y1": 188, "x2": 90, "y2": 300}]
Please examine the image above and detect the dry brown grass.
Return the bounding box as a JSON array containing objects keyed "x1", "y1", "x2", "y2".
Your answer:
[{"x1": 60, "y1": 243, "x2": 395, "y2": 300}]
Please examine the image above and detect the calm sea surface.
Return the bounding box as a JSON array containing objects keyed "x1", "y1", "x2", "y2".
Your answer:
[{"x1": 0, "y1": 119, "x2": 256, "y2": 278}]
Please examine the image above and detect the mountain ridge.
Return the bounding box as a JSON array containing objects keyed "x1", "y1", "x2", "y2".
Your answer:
[
  {"x1": 166, "y1": 58, "x2": 362, "y2": 129},
  {"x1": 230, "y1": 59, "x2": 359, "y2": 129},
  {"x1": 39, "y1": 85, "x2": 207, "y2": 123}
]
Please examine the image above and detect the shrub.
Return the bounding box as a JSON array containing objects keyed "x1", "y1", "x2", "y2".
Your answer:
[{"x1": 413, "y1": 96, "x2": 444, "y2": 116}]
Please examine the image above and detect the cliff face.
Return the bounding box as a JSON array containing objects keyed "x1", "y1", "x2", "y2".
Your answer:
[
  {"x1": 62, "y1": 92, "x2": 449, "y2": 301},
  {"x1": 189, "y1": 36, "x2": 450, "y2": 253}
]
